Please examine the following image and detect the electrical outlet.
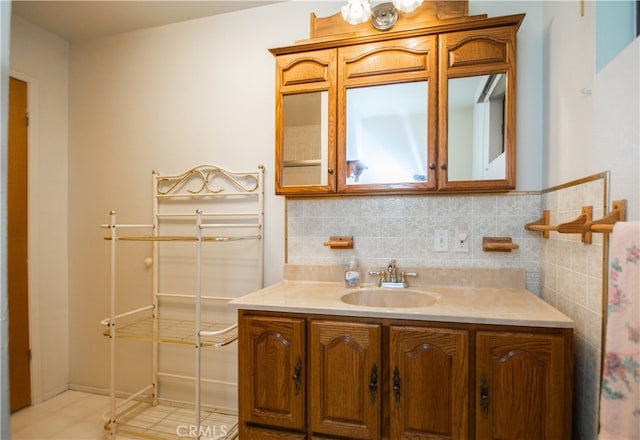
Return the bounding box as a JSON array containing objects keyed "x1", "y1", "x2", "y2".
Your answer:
[
  {"x1": 434, "y1": 229, "x2": 449, "y2": 252},
  {"x1": 455, "y1": 220, "x2": 469, "y2": 253}
]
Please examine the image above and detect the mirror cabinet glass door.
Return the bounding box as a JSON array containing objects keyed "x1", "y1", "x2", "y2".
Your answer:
[
  {"x1": 337, "y1": 35, "x2": 437, "y2": 193},
  {"x1": 281, "y1": 92, "x2": 330, "y2": 187},
  {"x1": 344, "y1": 82, "x2": 428, "y2": 185},
  {"x1": 439, "y1": 25, "x2": 517, "y2": 191},
  {"x1": 275, "y1": 48, "x2": 336, "y2": 195},
  {"x1": 447, "y1": 73, "x2": 506, "y2": 181}
]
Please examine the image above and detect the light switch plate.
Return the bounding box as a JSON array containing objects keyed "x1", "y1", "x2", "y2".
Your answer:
[{"x1": 434, "y1": 229, "x2": 449, "y2": 252}]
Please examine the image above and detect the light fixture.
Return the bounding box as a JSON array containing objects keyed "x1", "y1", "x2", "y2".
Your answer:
[
  {"x1": 341, "y1": 0, "x2": 423, "y2": 30},
  {"x1": 341, "y1": 0, "x2": 372, "y2": 25},
  {"x1": 391, "y1": 0, "x2": 423, "y2": 14}
]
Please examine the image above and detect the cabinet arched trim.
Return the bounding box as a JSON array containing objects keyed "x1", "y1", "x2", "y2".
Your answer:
[
  {"x1": 281, "y1": 58, "x2": 332, "y2": 86},
  {"x1": 447, "y1": 36, "x2": 508, "y2": 68}
]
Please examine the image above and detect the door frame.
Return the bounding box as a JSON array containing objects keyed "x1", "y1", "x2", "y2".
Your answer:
[{"x1": 9, "y1": 71, "x2": 42, "y2": 406}]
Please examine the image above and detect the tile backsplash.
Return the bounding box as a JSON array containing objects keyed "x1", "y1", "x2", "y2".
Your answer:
[
  {"x1": 287, "y1": 193, "x2": 543, "y2": 292},
  {"x1": 540, "y1": 177, "x2": 607, "y2": 440}
]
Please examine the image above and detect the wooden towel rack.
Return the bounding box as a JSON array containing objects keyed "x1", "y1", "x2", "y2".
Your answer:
[
  {"x1": 525, "y1": 199, "x2": 627, "y2": 244},
  {"x1": 584, "y1": 199, "x2": 627, "y2": 233}
]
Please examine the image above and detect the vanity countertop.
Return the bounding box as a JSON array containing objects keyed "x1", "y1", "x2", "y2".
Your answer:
[{"x1": 230, "y1": 280, "x2": 574, "y2": 328}]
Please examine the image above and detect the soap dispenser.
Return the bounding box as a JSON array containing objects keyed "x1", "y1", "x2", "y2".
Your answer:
[{"x1": 345, "y1": 256, "x2": 361, "y2": 288}]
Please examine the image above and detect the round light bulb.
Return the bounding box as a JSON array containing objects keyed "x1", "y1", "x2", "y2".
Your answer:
[
  {"x1": 392, "y1": 0, "x2": 423, "y2": 13},
  {"x1": 341, "y1": 0, "x2": 372, "y2": 25}
]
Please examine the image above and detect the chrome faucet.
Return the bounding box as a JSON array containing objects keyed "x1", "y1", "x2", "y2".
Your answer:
[
  {"x1": 368, "y1": 260, "x2": 417, "y2": 288},
  {"x1": 387, "y1": 259, "x2": 397, "y2": 283}
]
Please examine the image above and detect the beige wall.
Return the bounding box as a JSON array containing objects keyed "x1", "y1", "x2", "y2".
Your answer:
[
  {"x1": 8, "y1": 0, "x2": 349, "y2": 406},
  {"x1": 542, "y1": 1, "x2": 639, "y2": 220},
  {"x1": 10, "y1": 16, "x2": 70, "y2": 403},
  {"x1": 64, "y1": 1, "x2": 338, "y2": 391}
]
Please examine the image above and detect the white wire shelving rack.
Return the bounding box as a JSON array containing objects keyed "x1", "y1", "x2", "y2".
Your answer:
[{"x1": 100, "y1": 164, "x2": 264, "y2": 440}]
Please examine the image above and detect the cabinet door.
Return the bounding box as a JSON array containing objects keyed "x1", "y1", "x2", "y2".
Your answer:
[
  {"x1": 239, "y1": 315, "x2": 306, "y2": 431},
  {"x1": 337, "y1": 36, "x2": 438, "y2": 193},
  {"x1": 438, "y1": 25, "x2": 518, "y2": 191},
  {"x1": 389, "y1": 326, "x2": 469, "y2": 439},
  {"x1": 309, "y1": 320, "x2": 381, "y2": 439},
  {"x1": 275, "y1": 49, "x2": 337, "y2": 195},
  {"x1": 475, "y1": 330, "x2": 571, "y2": 439}
]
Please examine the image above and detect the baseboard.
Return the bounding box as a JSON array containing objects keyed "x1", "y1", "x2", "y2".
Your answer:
[
  {"x1": 67, "y1": 384, "x2": 110, "y2": 397},
  {"x1": 41, "y1": 384, "x2": 70, "y2": 402}
]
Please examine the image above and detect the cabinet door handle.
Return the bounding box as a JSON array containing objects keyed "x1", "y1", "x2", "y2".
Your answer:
[
  {"x1": 440, "y1": 163, "x2": 447, "y2": 170},
  {"x1": 327, "y1": 168, "x2": 334, "y2": 174},
  {"x1": 480, "y1": 373, "x2": 489, "y2": 419},
  {"x1": 292, "y1": 356, "x2": 302, "y2": 396},
  {"x1": 369, "y1": 364, "x2": 378, "y2": 404},
  {"x1": 428, "y1": 162, "x2": 436, "y2": 170},
  {"x1": 393, "y1": 366, "x2": 401, "y2": 405}
]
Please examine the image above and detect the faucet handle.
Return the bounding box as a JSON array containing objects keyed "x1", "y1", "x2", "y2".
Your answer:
[
  {"x1": 400, "y1": 272, "x2": 417, "y2": 284},
  {"x1": 368, "y1": 270, "x2": 387, "y2": 286}
]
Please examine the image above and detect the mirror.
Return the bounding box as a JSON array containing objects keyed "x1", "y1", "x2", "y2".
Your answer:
[
  {"x1": 345, "y1": 82, "x2": 428, "y2": 185},
  {"x1": 281, "y1": 91, "x2": 330, "y2": 186},
  {"x1": 447, "y1": 74, "x2": 506, "y2": 181}
]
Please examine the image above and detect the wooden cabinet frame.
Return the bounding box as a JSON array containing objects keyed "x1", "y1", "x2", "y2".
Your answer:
[
  {"x1": 389, "y1": 325, "x2": 469, "y2": 438},
  {"x1": 336, "y1": 36, "x2": 438, "y2": 194},
  {"x1": 437, "y1": 25, "x2": 518, "y2": 191},
  {"x1": 271, "y1": 13, "x2": 525, "y2": 196},
  {"x1": 275, "y1": 49, "x2": 338, "y2": 195},
  {"x1": 309, "y1": 320, "x2": 381, "y2": 439},
  {"x1": 239, "y1": 315, "x2": 307, "y2": 432}
]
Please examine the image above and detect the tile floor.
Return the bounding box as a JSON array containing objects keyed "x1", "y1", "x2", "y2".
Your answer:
[
  {"x1": 10, "y1": 391, "x2": 236, "y2": 440},
  {"x1": 11, "y1": 390, "x2": 120, "y2": 439}
]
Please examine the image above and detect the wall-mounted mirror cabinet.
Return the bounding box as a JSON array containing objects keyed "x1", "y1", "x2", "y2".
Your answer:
[{"x1": 271, "y1": 5, "x2": 524, "y2": 196}]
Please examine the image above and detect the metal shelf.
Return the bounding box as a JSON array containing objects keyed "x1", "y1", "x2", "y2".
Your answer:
[
  {"x1": 101, "y1": 164, "x2": 264, "y2": 439},
  {"x1": 103, "y1": 317, "x2": 238, "y2": 347},
  {"x1": 104, "y1": 398, "x2": 238, "y2": 440}
]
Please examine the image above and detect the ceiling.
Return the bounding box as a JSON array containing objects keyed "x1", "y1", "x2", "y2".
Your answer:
[{"x1": 11, "y1": 1, "x2": 282, "y2": 42}]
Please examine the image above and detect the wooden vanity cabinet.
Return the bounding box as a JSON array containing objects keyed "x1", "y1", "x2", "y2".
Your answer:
[
  {"x1": 389, "y1": 326, "x2": 469, "y2": 439},
  {"x1": 309, "y1": 320, "x2": 382, "y2": 439},
  {"x1": 475, "y1": 330, "x2": 572, "y2": 440},
  {"x1": 238, "y1": 311, "x2": 572, "y2": 440},
  {"x1": 238, "y1": 315, "x2": 307, "y2": 435},
  {"x1": 243, "y1": 426, "x2": 307, "y2": 440}
]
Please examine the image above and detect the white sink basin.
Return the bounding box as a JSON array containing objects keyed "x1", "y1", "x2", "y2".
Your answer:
[{"x1": 340, "y1": 289, "x2": 438, "y2": 308}]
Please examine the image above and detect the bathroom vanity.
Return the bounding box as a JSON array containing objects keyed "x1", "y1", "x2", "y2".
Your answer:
[{"x1": 231, "y1": 276, "x2": 573, "y2": 439}]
